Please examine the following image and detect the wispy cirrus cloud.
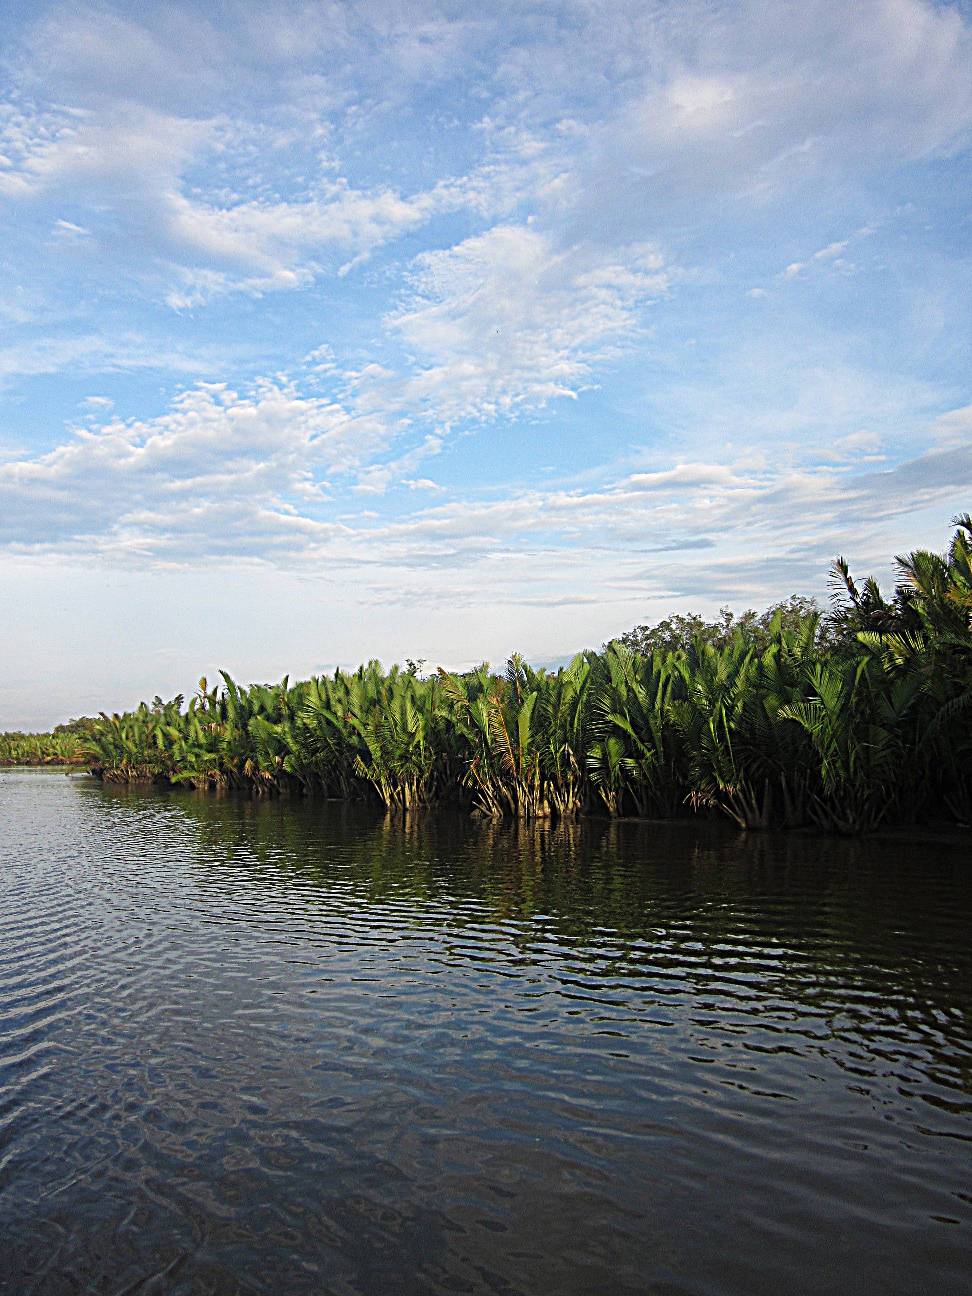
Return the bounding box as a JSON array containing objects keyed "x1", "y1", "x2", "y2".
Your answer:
[{"x1": 0, "y1": 332, "x2": 215, "y2": 388}]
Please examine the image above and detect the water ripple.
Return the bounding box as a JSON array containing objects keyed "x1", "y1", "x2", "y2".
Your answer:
[{"x1": 0, "y1": 769, "x2": 969, "y2": 1295}]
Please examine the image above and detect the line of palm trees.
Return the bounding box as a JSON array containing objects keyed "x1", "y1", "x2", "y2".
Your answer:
[
  {"x1": 0, "y1": 729, "x2": 87, "y2": 766},
  {"x1": 29, "y1": 515, "x2": 972, "y2": 833}
]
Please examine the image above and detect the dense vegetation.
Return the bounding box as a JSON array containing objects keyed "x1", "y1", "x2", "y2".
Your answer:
[
  {"x1": 4, "y1": 518, "x2": 971, "y2": 833},
  {"x1": 0, "y1": 720, "x2": 93, "y2": 767}
]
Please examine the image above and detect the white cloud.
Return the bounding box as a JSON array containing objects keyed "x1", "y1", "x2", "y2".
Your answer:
[
  {"x1": 0, "y1": 3, "x2": 544, "y2": 308},
  {"x1": 775, "y1": 229, "x2": 872, "y2": 284},
  {"x1": 384, "y1": 225, "x2": 670, "y2": 425},
  {"x1": 929, "y1": 403, "x2": 972, "y2": 449},
  {"x1": 526, "y1": 0, "x2": 972, "y2": 255},
  {"x1": 0, "y1": 107, "x2": 208, "y2": 198},
  {"x1": 8, "y1": 0, "x2": 965, "y2": 319},
  {"x1": 810, "y1": 429, "x2": 886, "y2": 464},
  {"x1": 157, "y1": 166, "x2": 520, "y2": 304},
  {"x1": 0, "y1": 100, "x2": 494, "y2": 304},
  {"x1": 0, "y1": 379, "x2": 395, "y2": 554},
  {"x1": 627, "y1": 464, "x2": 740, "y2": 492},
  {"x1": 0, "y1": 334, "x2": 215, "y2": 386},
  {"x1": 813, "y1": 240, "x2": 849, "y2": 262},
  {"x1": 350, "y1": 433, "x2": 445, "y2": 496},
  {"x1": 52, "y1": 217, "x2": 89, "y2": 236},
  {"x1": 3, "y1": 371, "x2": 967, "y2": 606}
]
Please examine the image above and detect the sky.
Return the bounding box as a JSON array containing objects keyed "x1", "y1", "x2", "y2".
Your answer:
[{"x1": 1, "y1": 0, "x2": 972, "y2": 728}]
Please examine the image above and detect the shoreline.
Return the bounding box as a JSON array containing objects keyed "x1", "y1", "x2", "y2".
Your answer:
[{"x1": 12, "y1": 765, "x2": 967, "y2": 842}]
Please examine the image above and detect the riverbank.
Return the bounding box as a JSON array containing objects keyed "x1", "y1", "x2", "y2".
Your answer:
[{"x1": 6, "y1": 519, "x2": 971, "y2": 835}]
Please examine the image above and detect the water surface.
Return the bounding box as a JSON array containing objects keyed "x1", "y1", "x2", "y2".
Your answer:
[{"x1": 1, "y1": 769, "x2": 969, "y2": 1295}]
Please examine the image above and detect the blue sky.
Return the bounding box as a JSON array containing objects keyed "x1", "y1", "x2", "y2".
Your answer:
[{"x1": 2, "y1": 0, "x2": 972, "y2": 727}]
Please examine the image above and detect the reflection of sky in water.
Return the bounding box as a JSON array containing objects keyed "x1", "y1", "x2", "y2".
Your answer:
[{"x1": 1, "y1": 770, "x2": 970, "y2": 1296}]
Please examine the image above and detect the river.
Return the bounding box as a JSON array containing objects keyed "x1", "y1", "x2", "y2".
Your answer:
[{"x1": 0, "y1": 769, "x2": 969, "y2": 1294}]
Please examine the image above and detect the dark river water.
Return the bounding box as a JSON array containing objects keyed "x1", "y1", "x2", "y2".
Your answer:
[{"x1": 0, "y1": 770, "x2": 970, "y2": 1295}]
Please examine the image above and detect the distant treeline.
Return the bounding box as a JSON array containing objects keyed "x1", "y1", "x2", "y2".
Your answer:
[
  {"x1": 5, "y1": 516, "x2": 971, "y2": 833},
  {"x1": 0, "y1": 721, "x2": 93, "y2": 767}
]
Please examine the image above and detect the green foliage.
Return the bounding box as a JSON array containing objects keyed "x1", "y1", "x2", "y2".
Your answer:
[
  {"x1": 0, "y1": 728, "x2": 88, "y2": 766},
  {"x1": 12, "y1": 515, "x2": 969, "y2": 834},
  {"x1": 612, "y1": 595, "x2": 827, "y2": 656}
]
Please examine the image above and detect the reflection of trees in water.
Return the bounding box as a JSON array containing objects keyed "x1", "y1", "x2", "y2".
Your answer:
[{"x1": 84, "y1": 779, "x2": 972, "y2": 1064}]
